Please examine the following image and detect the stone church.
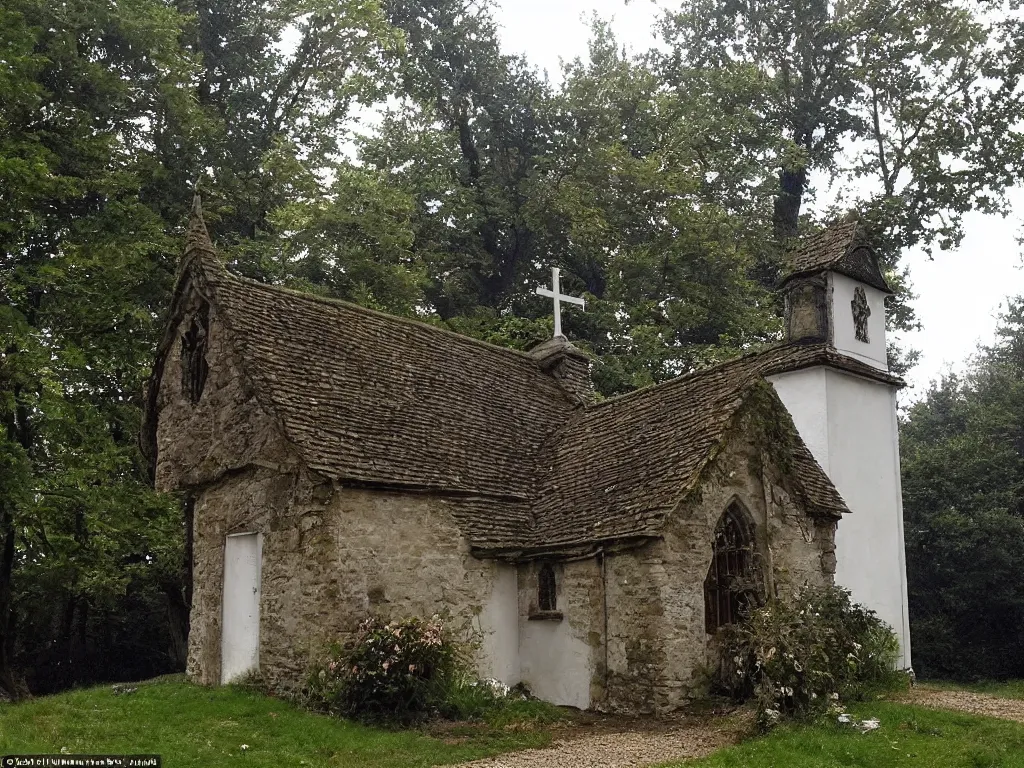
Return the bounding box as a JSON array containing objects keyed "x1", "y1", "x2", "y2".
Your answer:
[{"x1": 142, "y1": 201, "x2": 910, "y2": 713}]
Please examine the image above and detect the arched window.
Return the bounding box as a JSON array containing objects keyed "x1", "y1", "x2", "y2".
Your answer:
[
  {"x1": 181, "y1": 303, "x2": 210, "y2": 404},
  {"x1": 704, "y1": 502, "x2": 759, "y2": 633},
  {"x1": 538, "y1": 563, "x2": 557, "y2": 612}
]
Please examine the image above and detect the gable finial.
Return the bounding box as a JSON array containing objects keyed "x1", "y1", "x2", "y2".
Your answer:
[
  {"x1": 535, "y1": 267, "x2": 585, "y2": 339},
  {"x1": 184, "y1": 188, "x2": 217, "y2": 262}
]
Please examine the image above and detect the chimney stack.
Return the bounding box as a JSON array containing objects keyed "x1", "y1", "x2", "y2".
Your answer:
[{"x1": 529, "y1": 337, "x2": 594, "y2": 405}]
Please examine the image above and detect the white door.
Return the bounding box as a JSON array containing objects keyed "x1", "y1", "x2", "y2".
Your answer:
[{"x1": 221, "y1": 533, "x2": 262, "y2": 684}]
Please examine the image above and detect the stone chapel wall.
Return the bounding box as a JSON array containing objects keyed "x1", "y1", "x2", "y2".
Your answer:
[
  {"x1": 187, "y1": 468, "x2": 516, "y2": 691},
  {"x1": 154, "y1": 292, "x2": 297, "y2": 492},
  {"x1": 597, "y1": 417, "x2": 838, "y2": 714}
]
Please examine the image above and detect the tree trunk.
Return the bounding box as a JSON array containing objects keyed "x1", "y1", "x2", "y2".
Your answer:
[
  {"x1": 772, "y1": 166, "x2": 807, "y2": 242},
  {"x1": 0, "y1": 522, "x2": 19, "y2": 699},
  {"x1": 166, "y1": 494, "x2": 195, "y2": 671},
  {"x1": 165, "y1": 580, "x2": 190, "y2": 671}
]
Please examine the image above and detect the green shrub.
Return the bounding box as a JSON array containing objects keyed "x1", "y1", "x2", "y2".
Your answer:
[
  {"x1": 305, "y1": 615, "x2": 463, "y2": 722},
  {"x1": 715, "y1": 585, "x2": 907, "y2": 729}
]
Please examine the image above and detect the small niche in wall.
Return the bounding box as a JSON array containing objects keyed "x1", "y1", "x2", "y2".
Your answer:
[
  {"x1": 181, "y1": 302, "x2": 210, "y2": 404},
  {"x1": 529, "y1": 562, "x2": 563, "y2": 621}
]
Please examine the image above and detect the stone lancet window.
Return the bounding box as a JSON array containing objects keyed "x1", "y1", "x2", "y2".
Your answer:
[
  {"x1": 538, "y1": 563, "x2": 557, "y2": 612},
  {"x1": 704, "y1": 502, "x2": 759, "y2": 633},
  {"x1": 181, "y1": 303, "x2": 210, "y2": 404}
]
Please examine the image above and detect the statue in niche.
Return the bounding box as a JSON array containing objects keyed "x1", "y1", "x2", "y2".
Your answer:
[{"x1": 851, "y1": 286, "x2": 871, "y2": 343}]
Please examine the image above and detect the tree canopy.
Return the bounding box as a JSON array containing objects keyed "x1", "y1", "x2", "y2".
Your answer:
[{"x1": 901, "y1": 300, "x2": 1024, "y2": 680}]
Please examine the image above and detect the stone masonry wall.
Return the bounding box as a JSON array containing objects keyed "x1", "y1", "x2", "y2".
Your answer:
[
  {"x1": 154, "y1": 291, "x2": 298, "y2": 492},
  {"x1": 598, "y1": 413, "x2": 838, "y2": 714},
  {"x1": 187, "y1": 468, "x2": 511, "y2": 690}
]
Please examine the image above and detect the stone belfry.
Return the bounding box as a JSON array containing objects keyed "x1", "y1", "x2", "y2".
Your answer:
[
  {"x1": 779, "y1": 217, "x2": 892, "y2": 369},
  {"x1": 767, "y1": 218, "x2": 912, "y2": 669}
]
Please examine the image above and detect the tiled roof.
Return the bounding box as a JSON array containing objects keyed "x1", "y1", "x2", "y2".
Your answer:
[
  {"x1": 783, "y1": 220, "x2": 891, "y2": 293},
  {"x1": 208, "y1": 271, "x2": 574, "y2": 501},
  {"x1": 521, "y1": 343, "x2": 873, "y2": 552},
  {"x1": 145, "y1": 205, "x2": 903, "y2": 556}
]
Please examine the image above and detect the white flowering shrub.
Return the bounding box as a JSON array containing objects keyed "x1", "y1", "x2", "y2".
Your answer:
[
  {"x1": 715, "y1": 586, "x2": 905, "y2": 730},
  {"x1": 305, "y1": 615, "x2": 464, "y2": 722}
]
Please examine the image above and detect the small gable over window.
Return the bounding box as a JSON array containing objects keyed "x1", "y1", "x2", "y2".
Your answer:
[
  {"x1": 705, "y1": 502, "x2": 760, "y2": 633},
  {"x1": 538, "y1": 563, "x2": 557, "y2": 612},
  {"x1": 181, "y1": 302, "x2": 210, "y2": 404}
]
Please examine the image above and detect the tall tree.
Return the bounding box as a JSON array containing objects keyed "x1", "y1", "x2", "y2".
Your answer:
[
  {"x1": 659, "y1": 0, "x2": 1024, "y2": 265},
  {"x1": 901, "y1": 299, "x2": 1024, "y2": 679},
  {"x1": 0, "y1": 0, "x2": 196, "y2": 696},
  {"x1": 360, "y1": 0, "x2": 553, "y2": 318},
  {"x1": 361, "y1": 9, "x2": 784, "y2": 393},
  {"x1": 174, "y1": 0, "x2": 402, "y2": 276},
  {"x1": 524, "y1": 23, "x2": 781, "y2": 392}
]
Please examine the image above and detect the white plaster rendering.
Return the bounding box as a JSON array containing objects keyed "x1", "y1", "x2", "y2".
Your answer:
[
  {"x1": 475, "y1": 563, "x2": 520, "y2": 685},
  {"x1": 830, "y1": 272, "x2": 888, "y2": 369},
  {"x1": 519, "y1": 616, "x2": 594, "y2": 709},
  {"x1": 221, "y1": 532, "x2": 262, "y2": 683},
  {"x1": 766, "y1": 368, "x2": 830, "y2": 474},
  {"x1": 823, "y1": 370, "x2": 911, "y2": 666},
  {"x1": 770, "y1": 358, "x2": 912, "y2": 668},
  {"x1": 518, "y1": 562, "x2": 595, "y2": 709}
]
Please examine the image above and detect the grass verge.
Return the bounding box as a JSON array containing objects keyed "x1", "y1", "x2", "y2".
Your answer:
[
  {"x1": 670, "y1": 700, "x2": 1024, "y2": 767},
  {"x1": 0, "y1": 675, "x2": 558, "y2": 767}
]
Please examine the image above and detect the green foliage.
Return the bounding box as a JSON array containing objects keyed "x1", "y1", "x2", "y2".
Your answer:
[
  {"x1": 441, "y1": 683, "x2": 565, "y2": 728},
  {"x1": 0, "y1": 676, "x2": 554, "y2": 765},
  {"x1": 305, "y1": 616, "x2": 563, "y2": 726},
  {"x1": 658, "y1": 0, "x2": 1024, "y2": 330},
  {"x1": 901, "y1": 299, "x2": 1024, "y2": 680},
  {"x1": 0, "y1": 0, "x2": 196, "y2": 696},
  {"x1": 305, "y1": 616, "x2": 464, "y2": 722},
  {"x1": 0, "y1": 0, "x2": 403, "y2": 697},
  {"x1": 715, "y1": 586, "x2": 905, "y2": 729}
]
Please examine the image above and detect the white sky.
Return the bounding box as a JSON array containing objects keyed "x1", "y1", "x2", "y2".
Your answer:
[{"x1": 492, "y1": 0, "x2": 1024, "y2": 398}]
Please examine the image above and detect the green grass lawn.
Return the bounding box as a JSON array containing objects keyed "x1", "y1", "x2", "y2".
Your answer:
[
  {"x1": 10, "y1": 677, "x2": 1024, "y2": 768},
  {"x1": 676, "y1": 701, "x2": 1024, "y2": 768},
  {"x1": 0, "y1": 676, "x2": 555, "y2": 767}
]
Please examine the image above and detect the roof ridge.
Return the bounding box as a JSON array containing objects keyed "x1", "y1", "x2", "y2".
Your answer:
[
  {"x1": 585, "y1": 341, "x2": 799, "y2": 411},
  {"x1": 583, "y1": 338, "x2": 903, "y2": 414},
  {"x1": 204, "y1": 266, "x2": 551, "y2": 367}
]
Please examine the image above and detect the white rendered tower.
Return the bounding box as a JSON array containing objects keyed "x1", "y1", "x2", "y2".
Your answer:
[{"x1": 767, "y1": 220, "x2": 912, "y2": 668}]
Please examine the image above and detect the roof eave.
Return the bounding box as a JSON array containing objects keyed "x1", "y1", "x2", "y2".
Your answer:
[
  {"x1": 779, "y1": 265, "x2": 893, "y2": 295},
  {"x1": 471, "y1": 533, "x2": 661, "y2": 562}
]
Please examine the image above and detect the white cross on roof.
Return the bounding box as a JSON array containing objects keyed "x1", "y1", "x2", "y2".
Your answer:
[{"x1": 535, "y1": 267, "x2": 585, "y2": 339}]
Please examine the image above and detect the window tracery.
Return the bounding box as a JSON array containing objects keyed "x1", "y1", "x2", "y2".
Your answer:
[{"x1": 705, "y1": 502, "x2": 760, "y2": 632}]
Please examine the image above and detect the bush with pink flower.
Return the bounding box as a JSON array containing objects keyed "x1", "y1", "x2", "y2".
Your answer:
[{"x1": 305, "y1": 615, "x2": 464, "y2": 722}]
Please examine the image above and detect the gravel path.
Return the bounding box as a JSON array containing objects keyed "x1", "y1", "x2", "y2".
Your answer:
[
  {"x1": 453, "y1": 719, "x2": 741, "y2": 768},
  {"x1": 905, "y1": 687, "x2": 1024, "y2": 724}
]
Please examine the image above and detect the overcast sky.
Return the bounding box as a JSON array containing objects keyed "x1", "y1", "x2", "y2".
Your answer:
[{"x1": 491, "y1": 0, "x2": 1024, "y2": 399}]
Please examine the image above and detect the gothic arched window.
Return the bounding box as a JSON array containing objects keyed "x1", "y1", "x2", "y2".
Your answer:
[
  {"x1": 704, "y1": 502, "x2": 759, "y2": 633},
  {"x1": 538, "y1": 563, "x2": 557, "y2": 612},
  {"x1": 181, "y1": 303, "x2": 210, "y2": 404}
]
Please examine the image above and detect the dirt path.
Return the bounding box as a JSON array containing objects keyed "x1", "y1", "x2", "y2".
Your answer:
[
  {"x1": 903, "y1": 686, "x2": 1024, "y2": 724},
  {"x1": 452, "y1": 715, "x2": 745, "y2": 768}
]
